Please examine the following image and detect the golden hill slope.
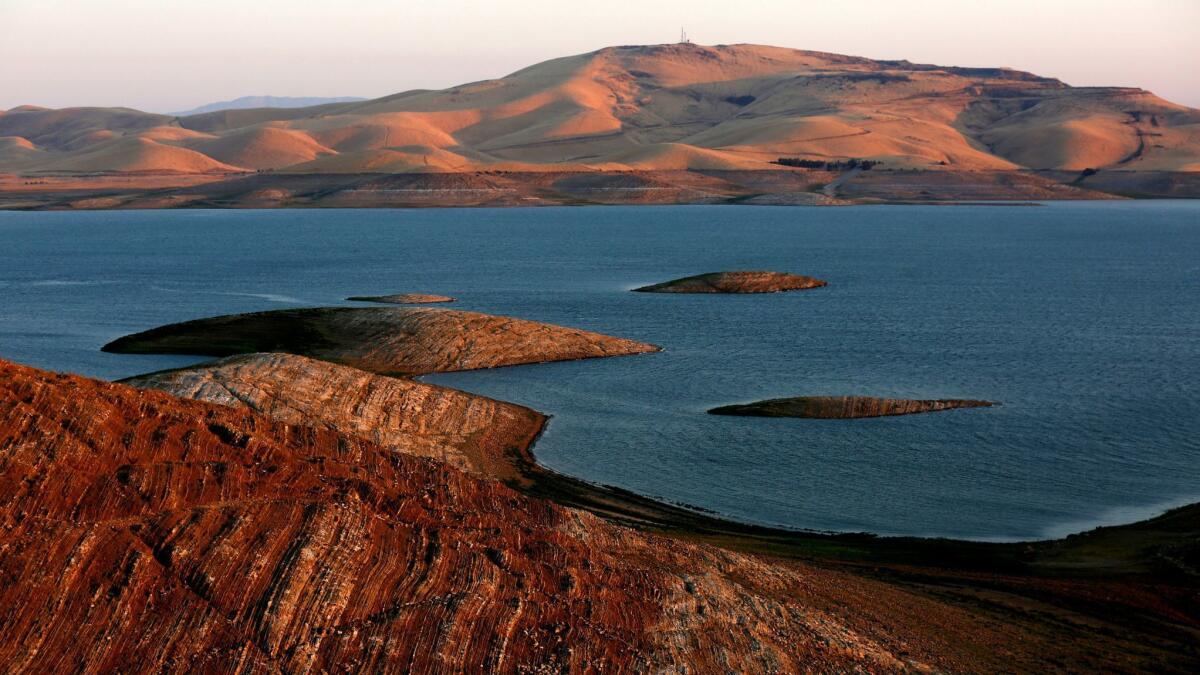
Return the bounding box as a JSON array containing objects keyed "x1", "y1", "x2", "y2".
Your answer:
[
  {"x1": 186, "y1": 126, "x2": 336, "y2": 170},
  {"x1": 3, "y1": 43, "x2": 1198, "y2": 174}
]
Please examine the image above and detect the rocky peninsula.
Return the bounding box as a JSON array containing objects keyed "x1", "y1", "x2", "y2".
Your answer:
[
  {"x1": 0, "y1": 357, "x2": 928, "y2": 672},
  {"x1": 347, "y1": 293, "x2": 455, "y2": 304},
  {"x1": 1, "y1": 348, "x2": 1196, "y2": 670},
  {"x1": 633, "y1": 271, "x2": 827, "y2": 294},
  {"x1": 102, "y1": 306, "x2": 660, "y2": 375},
  {"x1": 2, "y1": 294, "x2": 1195, "y2": 672},
  {"x1": 124, "y1": 352, "x2": 545, "y2": 482},
  {"x1": 710, "y1": 396, "x2": 995, "y2": 418}
]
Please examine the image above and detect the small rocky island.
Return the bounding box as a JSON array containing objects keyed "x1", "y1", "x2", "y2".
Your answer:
[
  {"x1": 709, "y1": 396, "x2": 994, "y2": 419},
  {"x1": 102, "y1": 306, "x2": 660, "y2": 376},
  {"x1": 347, "y1": 293, "x2": 455, "y2": 304},
  {"x1": 633, "y1": 271, "x2": 827, "y2": 294}
]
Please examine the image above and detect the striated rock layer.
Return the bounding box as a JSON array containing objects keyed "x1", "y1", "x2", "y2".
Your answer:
[
  {"x1": 347, "y1": 293, "x2": 455, "y2": 304},
  {"x1": 710, "y1": 395, "x2": 994, "y2": 418},
  {"x1": 123, "y1": 353, "x2": 543, "y2": 482},
  {"x1": 634, "y1": 270, "x2": 827, "y2": 293},
  {"x1": 102, "y1": 306, "x2": 660, "y2": 376},
  {"x1": 0, "y1": 358, "x2": 932, "y2": 672}
]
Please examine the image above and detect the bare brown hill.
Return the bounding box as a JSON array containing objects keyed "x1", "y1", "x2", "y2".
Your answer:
[{"x1": 4, "y1": 44, "x2": 1198, "y2": 178}]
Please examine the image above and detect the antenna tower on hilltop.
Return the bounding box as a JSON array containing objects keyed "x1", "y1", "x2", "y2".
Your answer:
[{"x1": 680, "y1": 27, "x2": 690, "y2": 44}]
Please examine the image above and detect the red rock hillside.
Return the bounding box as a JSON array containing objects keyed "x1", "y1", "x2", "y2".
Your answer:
[
  {"x1": 0, "y1": 358, "x2": 947, "y2": 672},
  {"x1": 123, "y1": 353, "x2": 544, "y2": 482}
]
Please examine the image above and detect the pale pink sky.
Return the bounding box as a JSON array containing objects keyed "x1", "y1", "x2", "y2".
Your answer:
[{"x1": 2, "y1": 0, "x2": 1197, "y2": 111}]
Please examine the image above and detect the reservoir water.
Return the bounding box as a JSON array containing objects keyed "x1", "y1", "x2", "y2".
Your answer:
[{"x1": 2, "y1": 203, "x2": 1198, "y2": 540}]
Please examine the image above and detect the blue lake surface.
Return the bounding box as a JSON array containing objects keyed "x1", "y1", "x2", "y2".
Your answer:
[{"x1": 2, "y1": 203, "x2": 1198, "y2": 541}]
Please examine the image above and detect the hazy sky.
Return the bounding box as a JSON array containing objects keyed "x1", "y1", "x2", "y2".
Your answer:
[{"x1": 2, "y1": 0, "x2": 1197, "y2": 111}]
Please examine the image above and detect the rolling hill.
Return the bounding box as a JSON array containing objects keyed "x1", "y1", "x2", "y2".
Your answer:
[
  {"x1": 2, "y1": 43, "x2": 1197, "y2": 178},
  {"x1": 168, "y1": 95, "x2": 366, "y2": 117}
]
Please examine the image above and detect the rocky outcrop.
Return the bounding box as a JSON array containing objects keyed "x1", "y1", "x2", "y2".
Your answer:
[
  {"x1": 347, "y1": 293, "x2": 454, "y2": 304},
  {"x1": 710, "y1": 396, "x2": 994, "y2": 418},
  {"x1": 102, "y1": 307, "x2": 660, "y2": 376},
  {"x1": 124, "y1": 353, "x2": 543, "y2": 482},
  {"x1": 0, "y1": 358, "x2": 928, "y2": 672},
  {"x1": 634, "y1": 271, "x2": 827, "y2": 293}
]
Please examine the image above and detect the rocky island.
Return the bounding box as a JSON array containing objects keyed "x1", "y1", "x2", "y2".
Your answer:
[
  {"x1": 633, "y1": 271, "x2": 828, "y2": 294},
  {"x1": 347, "y1": 293, "x2": 455, "y2": 304},
  {"x1": 102, "y1": 306, "x2": 660, "y2": 375},
  {"x1": 709, "y1": 395, "x2": 995, "y2": 418}
]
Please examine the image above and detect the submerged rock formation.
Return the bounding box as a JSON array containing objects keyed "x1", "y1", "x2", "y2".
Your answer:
[
  {"x1": 347, "y1": 293, "x2": 455, "y2": 304},
  {"x1": 0, "y1": 358, "x2": 928, "y2": 672},
  {"x1": 633, "y1": 271, "x2": 827, "y2": 293},
  {"x1": 102, "y1": 307, "x2": 660, "y2": 375},
  {"x1": 709, "y1": 396, "x2": 994, "y2": 418},
  {"x1": 124, "y1": 353, "x2": 543, "y2": 482}
]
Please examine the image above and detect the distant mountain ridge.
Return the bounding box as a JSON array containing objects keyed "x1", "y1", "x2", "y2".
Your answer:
[
  {"x1": 1, "y1": 43, "x2": 1197, "y2": 175},
  {"x1": 169, "y1": 95, "x2": 366, "y2": 116}
]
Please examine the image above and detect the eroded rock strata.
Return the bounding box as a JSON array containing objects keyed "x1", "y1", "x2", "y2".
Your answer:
[
  {"x1": 710, "y1": 396, "x2": 994, "y2": 418},
  {"x1": 634, "y1": 271, "x2": 827, "y2": 293},
  {"x1": 102, "y1": 306, "x2": 660, "y2": 375},
  {"x1": 0, "y1": 359, "x2": 930, "y2": 672},
  {"x1": 124, "y1": 353, "x2": 543, "y2": 482},
  {"x1": 347, "y1": 294, "x2": 455, "y2": 304}
]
